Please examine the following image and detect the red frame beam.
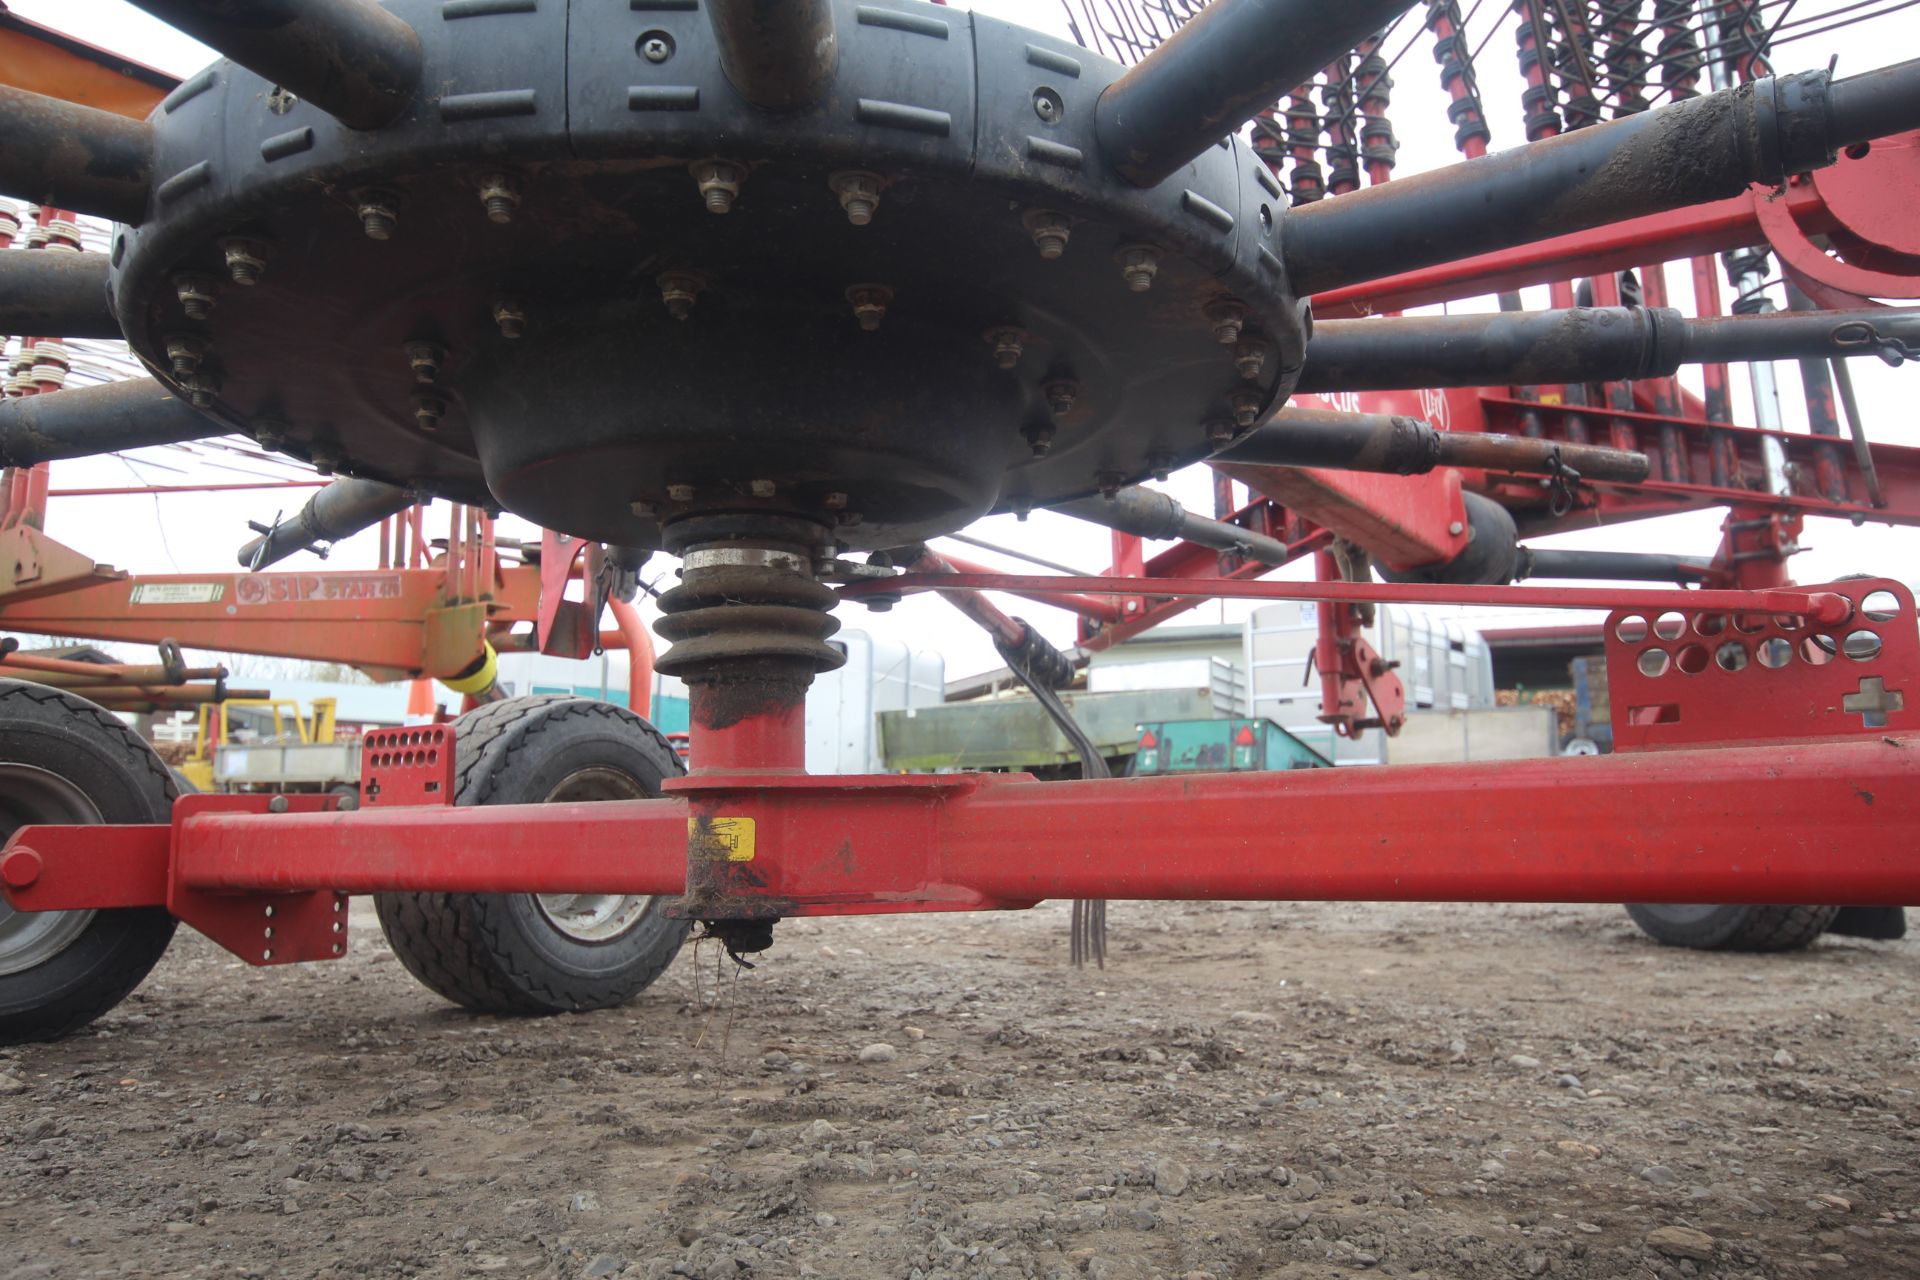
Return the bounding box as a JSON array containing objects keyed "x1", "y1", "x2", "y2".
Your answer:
[{"x1": 6, "y1": 737, "x2": 1916, "y2": 918}]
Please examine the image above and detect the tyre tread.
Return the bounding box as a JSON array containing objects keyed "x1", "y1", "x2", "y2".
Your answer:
[{"x1": 374, "y1": 696, "x2": 684, "y2": 1015}]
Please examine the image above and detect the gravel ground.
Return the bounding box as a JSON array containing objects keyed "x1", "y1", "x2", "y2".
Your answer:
[{"x1": 1, "y1": 898, "x2": 1916, "y2": 1280}]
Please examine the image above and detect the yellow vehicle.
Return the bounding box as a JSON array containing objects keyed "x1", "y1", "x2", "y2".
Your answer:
[{"x1": 176, "y1": 698, "x2": 340, "y2": 793}]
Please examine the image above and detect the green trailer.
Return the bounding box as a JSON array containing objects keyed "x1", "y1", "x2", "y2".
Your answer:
[{"x1": 1133, "y1": 717, "x2": 1331, "y2": 775}]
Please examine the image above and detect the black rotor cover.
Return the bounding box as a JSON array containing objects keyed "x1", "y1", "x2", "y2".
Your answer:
[{"x1": 110, "y1": 0, "x2": 1306, "y2": 547}]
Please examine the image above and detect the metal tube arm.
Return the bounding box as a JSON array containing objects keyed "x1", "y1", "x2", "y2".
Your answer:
[
  {"x1": 0, "y1": 379, "x2": 213, "y2": 467},
  {"x1": 1052, "y1": 486, "x2": 1294, "y2": 565},
  {"x1": 0, "y1": 252, "x2": 121, "y2": 341},
  {"x1": 236, "y1": 477, "x2": 416, "y2": 569},
  {"x1": 124, "y1": 0, "x2": 422, "y2": 130},
  {"x1": 1095, "y1": 0, "x2": 1418, "y2": 187},
  {"x1": 0, "y1": 86, "x2": 152, "y2": 225},
  {"x1": 1285, "y1": 58, "x2": 1920, "y2": 295},
  {"x1": 1295, "y1": 306, "x2": 1920, "y2": 392}
]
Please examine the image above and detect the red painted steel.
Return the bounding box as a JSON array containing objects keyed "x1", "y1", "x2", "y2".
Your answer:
[
  {"x1": 360, "y1": 725, "x2": 456, "y2": 806},
  {"x1": 847, "y1": 571, "x2": 1855, "y2": 626},
  {"x1": 8, "y1": 738, "x2": 1917, "y2": 921},
  {"x1": 165, "y1": 794, "x2": 351, "y2": 966},
  {"x1": 1605, "y1": 578, "x2": 1918, "y2": 750}
]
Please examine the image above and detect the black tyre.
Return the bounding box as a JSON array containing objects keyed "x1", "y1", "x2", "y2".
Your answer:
[
  {"x1": 374, "y1": 696, "x2": 688, "y2": 1015},
  {"x1": 1623, "y1": 903, "x2": 1839, "y2": 952},
  {"x1": 0, "y1": 680, "x2": 178, "y2": 1043}
]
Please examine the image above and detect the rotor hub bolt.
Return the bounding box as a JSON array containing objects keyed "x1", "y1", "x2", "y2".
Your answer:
[
  {"x1": 173, "y1": 272, "x2": 218, "y2": 320},
  {"x1": 1115, "y1": 244, "x2": 1160, "y2": 292},
  {"x1": 164, "y1": 333, "x2": 208, "y2": 379},
  {"x1": 1024, "y1": 423, "x2": 1055, "y2": 457},
  {"x1": 835, "y1": 510, "x2": 863, "y2": 529},
  {"x1": 691, "y1": 159, "x2": 747, "y2": 214},
  {"x1": 1228, "y1": 390, "x2": 1262, "y2": 428},
  {"x1": 657, "y1": 271, "x2": 701, "y2": 321},
  {"x1": 477, "y1": 172, "x2": 522, "y2": 225},
  {"x1": 252, "y1": 417, "x2": 287, "y2": 452},
  {"x1": 1233, "y1": 337, "x2": 1270, "y2": 380},
  {"x1": 1205, "y1": 418, "x2": 1235, "y2": 449},
  {"x1": 847, "y1": 284, "x2": 893, "y2": 332},
  {"x1": 492, "y1": 298, "x2": 527, "y2": 339},
  {"x1": 1021, "y1": 209, "x2": 1072, "y2": 260},
  {"x1": 310, "y1": 447, "x2": 340, "y2": 476},
  {"x1": 666, "y1": 483, "x2": 695, "y2": 502},
  {"x1": 353, "y1": 188, "x2": 401, "y2": 240},
  {"x1": 630, "y1": 499, "x2": 657, "y2": 518},
  {"x1": 184, "y1": 370, "x2": 221, "y2": 409},
  {"x1": 986, "y1": 327, "x2": 1025, "y2": 370},
  {"x1": 824, "y1": 492, "x2": 850, "y2": 510},
  {"x1": 219, "y1": 235, "x2": 272, "y2": 286},
  {"x1": 1097, "y1": 471, "x2": 1124, "y2": 500},
  {"x1": 1205, "y1": 298, "x2": 1247, "y2": 345},
  {"x1": 1043, "y1": 378, "x2": 1079, "y2": 418},
  {"x1": 413, "y1": 392, "x2": 446, "y2": 432},
  {"x1": 749, "y1": 479, "x2": 777, "y2": 498},
  {"x1": 1148, "y1": 451, "x2": 1174, "y2": 482},
  {"x1": 1012, "y1": 500, "x2": 1032, "y2": 522},
  {"x1": 405, "y1": 341, "x2": 447, "y2": 384},
  {"x1": 829, "y1": 170, "x2": 884, "y2": 226},
  {"x1": 1448, "y1": 520, "x2": 1466, "y2": 536}
]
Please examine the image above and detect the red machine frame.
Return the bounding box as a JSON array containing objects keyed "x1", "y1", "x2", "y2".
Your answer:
[{"x1": 3, "y1": 15, "x2": 1919, "y2": 960}]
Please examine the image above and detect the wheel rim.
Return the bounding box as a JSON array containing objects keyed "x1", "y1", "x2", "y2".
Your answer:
[
  {"x1": 0, "y1": 764, "x2": 102, "y2": 977},
  {"x1": 1634, "y1": 904, "x2": 1723, "y2": 924},
  {"x1": 531, "y1": 765, "x2": 655, "y2": 944}
]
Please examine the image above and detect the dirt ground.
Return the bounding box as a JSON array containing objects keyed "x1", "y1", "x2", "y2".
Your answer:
[{"x1": 1, "y1": 898, "x2": 1916, "y2": 1280}]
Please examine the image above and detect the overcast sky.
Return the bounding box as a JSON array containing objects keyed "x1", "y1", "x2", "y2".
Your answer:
[{"x1": 6, "y1": 0, "x2": 1915, "y2": 683}]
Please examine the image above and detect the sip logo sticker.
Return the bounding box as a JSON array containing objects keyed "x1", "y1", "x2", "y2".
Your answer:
[{"x1": 689, "y1": 816, "x2": 755, "y2": 862}]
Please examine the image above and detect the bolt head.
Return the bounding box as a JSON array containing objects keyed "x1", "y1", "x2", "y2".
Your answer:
[
  {"x1": 1043, "y1": 379, "x2": 1078, "y2": 417},
  {"x1": 666, "y1": 483, "x2": 695, "y2": 502},
  {"x1": 1233, "y1": 338, "x2": 1270, "y2": 380},
  {"x1": 1021, "y1": 209, "x2": 1072, "y2": 260},
  {"x1": 219, "y1": 236, "x2": 271, "y2": 285},
  {"x1": 1205, "y1": 419, "x2": 1235, "y2": 449},
  {"x1": 985, "y1": 327, "x2": 1025, "y2": 370},
  {"x1": 824, "y1": 492, "x2": 850, "y2": 510},
  {"x1": 492, "y1": 299, "x2": 526, "y2": 339},
  {"x1": 641, "y1": 34, "x2": 673, "y2": 62},
  {"x1": 173, "y1": 272, "x2": 217, "y2": 319},
  {"x1": 692, "y1": 160, "x2": 745, "y2": 213},
  {"x1": 1148, "y1": 453, "x2": 1173, "y2": 482},
  {"x1": 657, "y1": 271, "x2": 701, "y2": 320},
  {"x1": 1116, "y1": 244, "x2": 1160, "y2": 292},
  {"x1": 412, "y1": 392, "x2": 446, "y2": 431},
  {"x1": 830, "y1": 171, "x2": 884, "y2": 226},
  {"x1": 1205, "y1": 298, "x2": 1247, "y2": 345},
  {"x1": 405, "y1": 341, "x2": 446, "y2": 383},
  {"x1": 353, "y1": 189, "x2": 400, "y2": 240},
  {"x1": 1228, "y1": 391, "x2": 1261, "y2": 427},
  {"x1": 749, "y1": 479, "x2": 777, "y2": 499},
  {"x1": 1448, "y1": 520, "x2": 1466, "y2": 537},
  {"x1": 629, "y1": 499, "x2": 657, "y2": 518},
  {"x1": 1025, "y1": 424, "x2": 1055, "y2": 457},
  {"x1": 477, "y1": 172, "x2": 521, "y2": 225},
  {"x1": 847, "y1": 284, "x2": 892, "y2": 331},
  {"x1": 1096, "y1": 471, "x2": 1123, "y2": 500}
]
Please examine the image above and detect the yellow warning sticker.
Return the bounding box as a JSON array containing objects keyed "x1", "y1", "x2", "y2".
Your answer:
[{"x1": 689, "y1": 816, "x2": 755, "y2": 862}]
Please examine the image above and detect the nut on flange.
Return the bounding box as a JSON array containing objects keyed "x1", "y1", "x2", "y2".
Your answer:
[
  {"x1": 829, "y1": 170, "x2": 885, "y2": 226},
  {"x1": 405, "y1": 341, "x2": 447, "y2": 384},
  {"x1": 1043, "y1": 378, "x2": 1080, "y2": 417},
  {"x1": 164, "y1": 333, "x2": 209, "y2": 379},
  {"x1": 219, "y1": 235, "x2": 273, "y2": 286},
  {"x1": 353, "y1": 187, "x2": 401, "y2": 240},
  {"x1": 492, "y1": 298, "x2": 527, "y2": 339},
  {"x1": 173, "y1": 272, "x2": 218, "y2": 321},
  {"x1": 1021, "y1": 209, "x2": 1073, "y2": 260},
  {"x1": 691, "y1": 159, "x2": 747, "y2": 214},
  {"x1": 1228, "y1": 390, "x2": 1262, "y2": 428},
  {"x1": 1233, "y1": 337, "x2": 1270, "y2": 380},
  {"x1": 1205, "y1": 298, "x2": 1247, "y2": 345},
  {"x1": 477, "y1": 172, "x2": 522, "y2": 225},
  {"x1": 657, "y1": 271, "x2": 703, "y2": 321},
  {"x1": 985, "y1": 326, "x2": 1026, "y2": 370},
  {"x1": 847, "y1": 284, "x2": 893, "y2": 332},
  {"x1": 1115, "y1": 244, "x2": 1160, "y2": 292},
  {"x1": 412, "y1": 392, "x2": 446, "y2": 432}
]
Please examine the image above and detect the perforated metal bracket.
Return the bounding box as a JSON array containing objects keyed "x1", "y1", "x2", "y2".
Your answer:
[
  {"x1": 360, "y1": 724, "x2": 456, "y2": 806},
  {"x1": 168, "y1": 793, "x2": 352, "y2": 966},
  {"x1": 1604, "y1": 577, "x2": 1919, "y2": 750}
]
